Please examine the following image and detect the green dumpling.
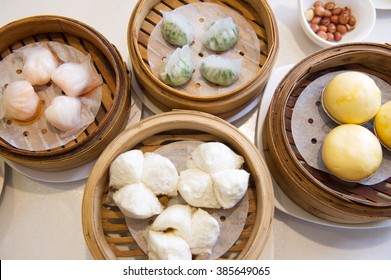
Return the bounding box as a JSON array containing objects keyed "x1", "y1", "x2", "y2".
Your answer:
[
  {"x1": 160, "y1": 45, "x2": 194, "y2": 87},
  {"x1": 161, "y1": 11, "x2": 195, "y2": 47},
  {"x1": 202, "y1": 17, "x2": 239, "y2": 52},
  {"x1": 201, "y1": 55, "x2": 242, "y2": 86}
]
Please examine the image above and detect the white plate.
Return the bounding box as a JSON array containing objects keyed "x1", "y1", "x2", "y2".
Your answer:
[
  {"x1": 0, "y1": 157, "x2": 5, "y2": 195},
  {"x1": 372, "y1": 0, "x2": 391, "y2": 10},
  {"x1": 256, "y1": 64, "x2": 391, "y2": 229},
  {"x1": 5, "y1": 92, "x2": 143, "y2": 183}
]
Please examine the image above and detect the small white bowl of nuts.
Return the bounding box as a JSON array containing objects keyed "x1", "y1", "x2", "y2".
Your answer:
[{"x1": 298, "y1": 0, "x2": 376, "y2": 48}]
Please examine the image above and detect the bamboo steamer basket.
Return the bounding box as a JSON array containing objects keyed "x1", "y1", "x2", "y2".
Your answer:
[
  {"x1": 82, "y1": 110, "x2": 274, "y2": 259},
  {"x1": 128, "y1": 0, "x2": 278, "y2": 119},
  {"x1": 263, "y1": 43, "x2": 391, "y2": 224},
  {"x1": 0, "y1": 16, "x2": 130, "y2": 171}
]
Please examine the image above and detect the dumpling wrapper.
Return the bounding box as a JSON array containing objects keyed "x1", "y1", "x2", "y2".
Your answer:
[
  {"x1": 44, "y1": 95, "x2": 82, "y2": 132},
  {"x1": 202, "y1": 17, "x2": 238, "y2": 52},
  {"x1": 161, "y1": 10, "x2": 195, "y2": 46},
  {"x1": 150, "y1": 204, "x2": 192, "y2": 241},
  {"x1": 147, "y1": 231, "x2": 191, "y2": 260},
  {"x1": 142, "y1": 152, "x2": 179, "y2": 196},
  {"x1": 178, "y1": 168, "x2": 220, "y2": 208},
  {"x1": 159, "y1": 44, "x2": 194, "y2": 87},
  {"x1": 212, "y1": 169, "x2": 249, "y2": 209},
  {"x1": 17, "y1": 45, "x2": 59, "y2": 85},
  {"x1": 201, "y1": 55, "x2": 242, "y2": 86},
  {"x1": 189, "y1": 208, "x2": 220, "y2": 255},
  {"x1": 191, "y1": 142, "x2": 244, "y2": 173},
  {"x1": 112, "y1": 182, "x2": 163, "y2": 219},
  {"x1": 109, "y1": 150, "x2": 144, "y2": 189},
  {"x1": 0, "y1": 80, "x2": 40, "y2": 121},
  {"x1": 51, "y1": 55, "x2": 102, "y2": 97}
]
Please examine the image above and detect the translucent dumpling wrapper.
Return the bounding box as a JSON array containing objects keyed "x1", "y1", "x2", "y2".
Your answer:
[
  {"x1": 113, "y1": 182, "x2": 163, "y2": 219},
  {"x1": 0, "y1": 80, "x2": 41, "y2": 122},
  {"x1": 178, "y1": 168, "x2": 220, "y2": 208},
  {"x1": 190, "y1": 142, "x2": 244, "y2": 173},
  {"x1": 109, "y1": 150, "x2": 144, "y2": 189},
  {"x1": 202, "y1": 17, "x2": 239, "y2": 52},
  {"x1": 201, "y1": 55, "x2": 242, "y2": 86},
  {"x1": 142, "y1": 152, "x2": 179, "y2": 196},
  {"x1": 161, "y1": 10, "x2": 195, "y2": 46},
  {"x1": 159, "y1": 44, "x2": 194, "y2": 87},
  {"x1": 51, "y1": 54, "x2": 102, "y2": 97},
  {"x1": 147, "y1": 231, "x2": 192, "y2": 260},
  {"x1": 44, "y1": 95, "x2": 84, "y2": 133},
  {"x1": 212, "y1": 169, "x2": 250, "y2": 209},
  {"x1": 17, "y1": 45, "x2": 59, "y2": 85}
]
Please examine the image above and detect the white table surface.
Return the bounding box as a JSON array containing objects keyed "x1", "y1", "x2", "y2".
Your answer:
[{"x1": 1, "y1": 0, "x2": 391, "y2": 260}]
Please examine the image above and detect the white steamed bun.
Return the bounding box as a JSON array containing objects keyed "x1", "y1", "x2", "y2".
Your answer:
[
  {"x1": 112, "y1": 182, "x2": 163, "y2": 219},
  {"x1": 178, "y1": 168, "x2": 220, "y2": 208},
  {"x1": 191, "y1": 142, "x2": 244, "y2": 173},
  {"x1": 147, "y1": 231, "x2": 191, "y2": 260},
  {"x1": 109, "y1": 150, "x2": 144, "y2": 189},
  {"x1": 142, "y1": 152, "x2": 178, "y2": 196}
]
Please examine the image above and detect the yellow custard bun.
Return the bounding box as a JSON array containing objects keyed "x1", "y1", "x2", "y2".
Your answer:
[
  {"x1": 322, "y1": 124, "x2": 383, "y2": 182},
  {"x1": 374, "y1": 101, "x2": 391, "y2": 150},
  {"x1": 322, "y1": 71, "x2": 381, "y2": 124}
]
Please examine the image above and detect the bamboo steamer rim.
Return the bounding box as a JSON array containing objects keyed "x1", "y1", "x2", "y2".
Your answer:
[
  {"x1": 82, "y1": 110, "x2": 274, "y2": 259},
  {"x1": 263, "y1": 42, "x2": 391, "y2": 223},
  {"x1": 0, "y1": 15, "x2": 130, "y2": 168},
  {"x1": 127, "y1": 0, "x2": 278, "y2": 102}
]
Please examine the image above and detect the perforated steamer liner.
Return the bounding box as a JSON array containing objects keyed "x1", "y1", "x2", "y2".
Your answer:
[
  {"x1": 0, "y1": 16, "x2": 130, "y2": 171},
  {"x1": 128, "y1": 0, "x2": 278, "y2": 119},
  {"x1": 263, "y1": 43, "x2": 391, "y2": 224},
  {"x1": 82, "y1": 110, "x2": 274, "y2": 259}
]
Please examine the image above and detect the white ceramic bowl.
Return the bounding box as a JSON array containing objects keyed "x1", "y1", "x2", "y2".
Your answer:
[{"x1": 298, "y1": 0, "x2": 376, "y2": 48}]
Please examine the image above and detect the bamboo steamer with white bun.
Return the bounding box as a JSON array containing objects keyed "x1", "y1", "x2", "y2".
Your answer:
[{"x1": 82, "y1": 110, "x2": 274, "y2": 260}]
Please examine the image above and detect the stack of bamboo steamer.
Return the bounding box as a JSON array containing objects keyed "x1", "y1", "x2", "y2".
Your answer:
[
  {"x1": 0, "y1": 16, "x2": 131, "y2": 171},
  {"x1": 128, "y1": 0, "x2": 278, "y2": 119},
  {"x1": 263, "y1": 43, "x2": 391, "y2": 224},
  {"x1": 82, "y1": 110, "x2": 274, "y2": 259}
]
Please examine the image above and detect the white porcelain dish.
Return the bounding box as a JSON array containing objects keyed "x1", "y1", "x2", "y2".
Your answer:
[
  {"x1": 298, "y1": 0, "x2": 376, "y2": 48},
  {"x1": 256, "y1": 64, "x2": 391, "y2": 229}
]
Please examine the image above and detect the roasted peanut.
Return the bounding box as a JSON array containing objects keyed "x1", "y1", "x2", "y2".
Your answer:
[
  {"x1": 305, "y1": 1, "x2": 356, "y2": 43},
  {"x1": 324, "y1": 2, "x2": 335, "y2": 10},
  {"x1": 327, "y1": 23, "x2": 336, "y2": 33},
  {"x1": 317, "y1": 30, "x2": 328, "y2": 40},
  {"x1": 337, "y1": 24, "x2": 347, "y2": 34},
  {"x1": 326, "y1": 32, "x2": 334, "y2": 41},
  {"x1": 348, "y1": 15, "x2": 356, "y2": 26},
  {"x1": 310, "y1": 23, "x2": 320, "y2": 33},
  {"x1": 334, "y1": 31, "x2": 342, "y2": 41},
  {"x1": 332, "y1": 7, "x2": 342, "y2": 15}
]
